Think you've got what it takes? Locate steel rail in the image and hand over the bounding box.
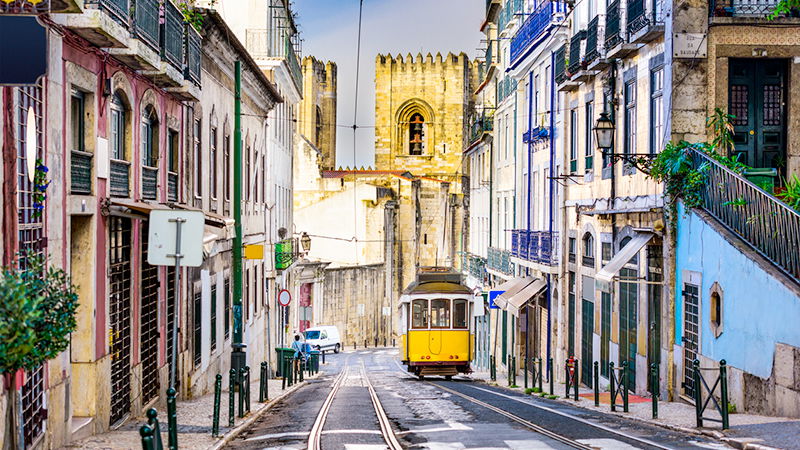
[361,362,404,450]
[307,367,348,450]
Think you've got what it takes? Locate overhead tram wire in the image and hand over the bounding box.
[350,0,365,260]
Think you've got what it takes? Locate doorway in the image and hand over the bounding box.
[109,217,132,425]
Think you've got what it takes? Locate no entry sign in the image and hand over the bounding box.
[278,289,292,307]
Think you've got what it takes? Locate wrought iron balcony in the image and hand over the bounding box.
[584,15,603,65]
[184,24,202,85]
[567,30,586,75]
[510,0,567,63]
[710,0,781,17]
[523,126,550,144]
[554,44,568,84]
[511,230,560,266]
[167,171,178,202]
[161,0,184,69]
[605,0,623,49]
[285,35,303,91]
[142,166,158,200]
[71,150,93,195]
[110,160,130,198]
[691,149,800,283]
[487,247,513,275]
[470,113,494,144]
[627,0,664,40]
[464,253,488,281]
[485,41,494,68]
[497,75,518,102]
[133,0,160,51]
[498,0,524,31]
[85,0,130,26]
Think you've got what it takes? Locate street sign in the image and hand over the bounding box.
[673,33,707,59]
[244,244,264,260]
[488,290,503,309]
[147,209,205,267]
[278,289,292,307]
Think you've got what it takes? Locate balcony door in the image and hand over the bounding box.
[729,59,787,174]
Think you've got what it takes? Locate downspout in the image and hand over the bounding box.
[546,50,555,372]
[527,72,534,232]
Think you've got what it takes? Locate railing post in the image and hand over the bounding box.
[720,360,730,430]
[212,374,222,436]
[609,362,616,412]
[166,387,177,450]
[229,368,236,426]
[594,362,600,407]
[146,408,163,450]
[651,362,658,419]
[693,359,703,428]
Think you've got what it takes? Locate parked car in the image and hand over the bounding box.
[304,326,341,353]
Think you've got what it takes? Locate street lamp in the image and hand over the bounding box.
[300,232,311,252]
[593,111,615,155]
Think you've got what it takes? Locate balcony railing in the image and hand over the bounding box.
[568,30,586,74]
[510,0,567,63]
[167,171,178,202]
[554,44,568,84]
[691,149,800,283]
[133,0,160,51]
[511,230,560,266]
[142,166,158,200]
[498,0,524,31]
[584,15,603,64]
[71,150,93,195]
[185,24,201,84]
[470,113,494,144]
[85,0,130,26]
[523,126,550,144]
[285,35,303,91]
[464,253,488,281]
[605,0,624,49]
[710,0,780,16]
[161,0,184,69]
[487,247,513,275]
[110,160,130,198]
[497,75,518,102]
[485,41,494,68]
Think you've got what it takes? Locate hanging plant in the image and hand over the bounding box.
[32,159,49,219]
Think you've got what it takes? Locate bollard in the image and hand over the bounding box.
[140,424,156,450]
[259,362,267,402]
[524,357,528,390]
[720,360,730,430]
[512,356,517,387]
[650,362,659,419]
[281,357,287,390]
[393,338,396,347]
[299,358,304,382]
[383,338,387,347]
[375,338,378,347]
[693,359,702,427]
[575,359,580,401]
[507,355,512,386]
[594,362,600,407]
[265,362,270,401]
[212,374,222,436]
[322,350,326,365]
[353,341,356,350]
[238,367,245,418]
[166,387,178,450]
[548,357,554,396]
[244,366,251,413]
[364,339,367,348]
[610,361,617,412]
[622,361,630,412]
[146,408,163,450]
[229,369,236,426]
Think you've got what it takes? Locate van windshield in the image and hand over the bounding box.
[305,330,321,340]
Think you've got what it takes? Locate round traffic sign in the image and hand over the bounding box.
[278,289,291,307]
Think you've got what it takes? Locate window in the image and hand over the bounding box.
[585,101,594,171]
[245,268,250,322]
[315,106,323,146]
[193,118,202,198]
[224,277,230,339]
[431,299,451,328]
[210,281,217,353]
[167,129,178,202]
[193,289,202,366]
[569,109,578,173]
[650,67,664,154]
[624,80,637,157]
[602,242,612,263]
[110,93,127,160]
[141,107,158,168]
[210,126,218,200]
[620,236,639,265]
[582,233,595,268]
[453,299,468,329]
[224,134,231,202]
[411,299,428,329]
[409,113,425,155]
[710,282,723,337]
[71,90,85,152]
[568,272,576,356]
[568,236,576,263]
[245,144,251,202]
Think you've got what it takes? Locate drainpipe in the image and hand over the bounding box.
[527,72,534,233]
[546,50,556,373]
[609,60,618,247]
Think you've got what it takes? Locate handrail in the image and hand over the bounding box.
[691,149,800,282]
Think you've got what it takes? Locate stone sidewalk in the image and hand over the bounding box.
[473,368,800,450]
[65,373,317,450]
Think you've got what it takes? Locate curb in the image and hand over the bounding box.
[721,438,781,450]
[208,375,317,450]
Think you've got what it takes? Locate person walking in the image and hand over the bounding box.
[291,334,304,374]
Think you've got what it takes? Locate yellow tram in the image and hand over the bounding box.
[399,268,477,379]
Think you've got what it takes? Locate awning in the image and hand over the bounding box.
[595,232,653,283]
[106,199,169,218]
[507,278,547,317]
[492,277,533,310]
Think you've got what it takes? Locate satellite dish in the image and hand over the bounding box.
[25,107,37,183]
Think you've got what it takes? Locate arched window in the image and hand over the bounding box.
[582,232,595,268]
[110,92,128,161]
[110,91,131,198]
[408,112,425,155]
[620,236,639,265]
[315,106,323,147]
[141,105,158,168]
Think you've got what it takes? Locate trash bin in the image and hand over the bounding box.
[743,168,778,193]
[308,350,321,372]
[275,347,293,377]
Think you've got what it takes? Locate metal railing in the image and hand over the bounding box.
[285,35,303,91]
[110,160,130,197]
[167,171,178,202]
[511,230,559,265]
[510,0,567,63]
[185,24,202,84]
[162,0,184,69]
[568,30,585,74]
[470,113,494,143]
[85,0,130,26]
[605,0,624,49]
[487,247,513,275]
[485,41,494,68]
[498,0,524,31]
[71,150,93,195]
[710,0,780,16]
[691,149,800,283]
[464,253,488,281]
[497,75,518,102]
[133,0,160,51]
[584,15,604,64]
[142,166,158,200]
[554,44,568,84]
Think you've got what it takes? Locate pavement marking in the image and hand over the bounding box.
[467,385,672,450]
[396,421,473,435]
[409,442,466,449]
[244,431,308,441]
[504,440,559,449]
[576,438,640,449]
[320,429,384,435]
[343,445,389,450]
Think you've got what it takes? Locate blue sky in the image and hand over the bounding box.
[293,0,484,167]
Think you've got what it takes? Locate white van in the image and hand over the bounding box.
[303,326,342,353]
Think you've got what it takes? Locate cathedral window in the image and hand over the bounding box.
[408,112,425,155]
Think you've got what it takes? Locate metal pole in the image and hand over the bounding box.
[168,218,184,390]
[167,388,177,450]
[651,362,658,419]
[610,362,616,412]
[548,357,554,396]
[228,369,235,426]
[594,362,599,407]
[231,60,247,374]
[720,360,729,430]
[238,367,245,418]
[622,361,629,412]
[693,359,702,428]
[212,374,222,436]
[140,424,156,450]
[574,359,579,401]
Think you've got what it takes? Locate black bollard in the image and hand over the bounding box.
[140,424,156,450]
[238,367,245,418]
[146,408,163,450]
[244,366,251,413]
[166,388,177,450]
[229,368,236,426]
[594,362,600,407]
[259,362,267,402]
[212,374,222,436]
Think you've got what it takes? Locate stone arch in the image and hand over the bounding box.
[139,88,161,121]
[395,98,435,156]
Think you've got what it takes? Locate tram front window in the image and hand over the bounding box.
[412,299,428,329]
[431,299,451,328]
[453,299,468,329]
